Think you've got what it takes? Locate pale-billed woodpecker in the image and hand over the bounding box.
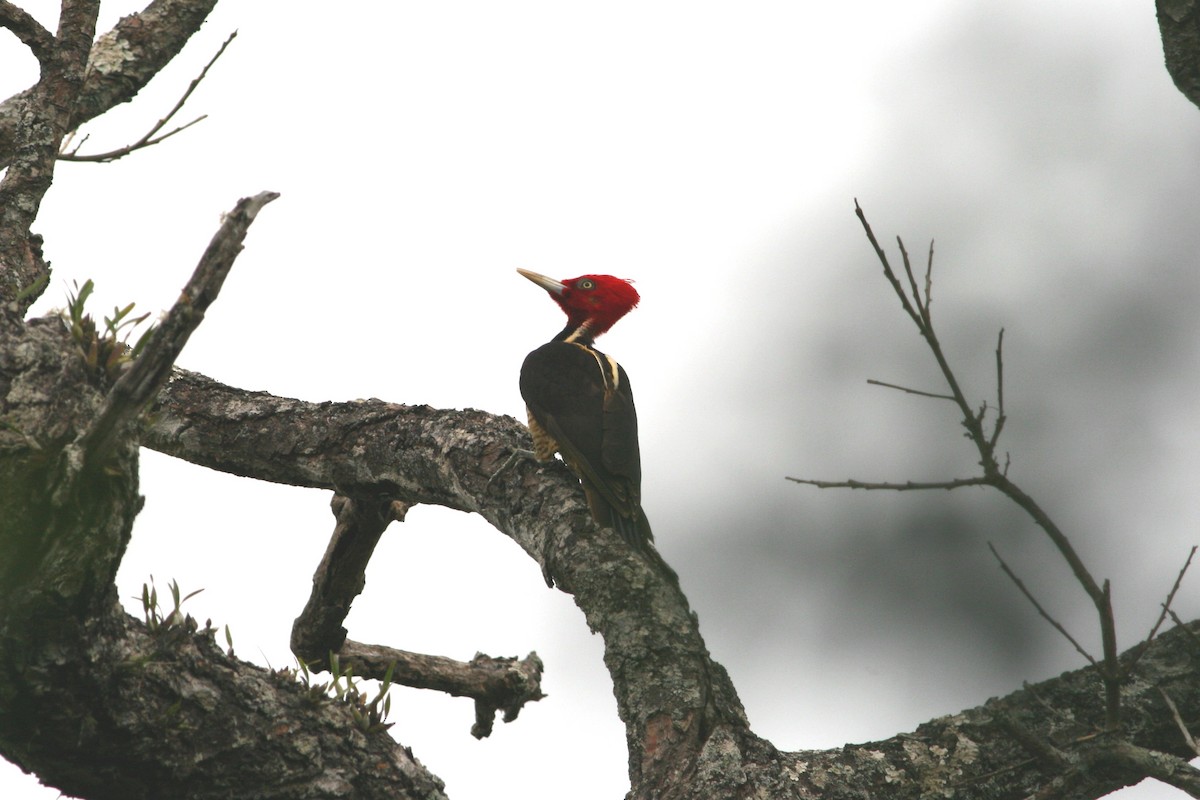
[516,268,678,586]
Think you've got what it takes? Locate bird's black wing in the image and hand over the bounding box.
[519,341,646,538]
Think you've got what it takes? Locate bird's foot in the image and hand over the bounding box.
[486,447,537,491]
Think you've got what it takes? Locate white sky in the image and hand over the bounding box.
[4,1,1200,798]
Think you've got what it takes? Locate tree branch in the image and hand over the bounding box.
[339,641,546,740]
[59,29,235,163]
[1092,740,1200,798]
[0,0,55,66]
[989,542,1097,666]
[1124,545,1197,675]
[821,204,1126,728]
[288,493,547,739]
[78,190,278,464]
[786,475,990,491]
[143,368,751,795]
[0,0,218,170]
[865,377,956,401]
[0,0,100,309]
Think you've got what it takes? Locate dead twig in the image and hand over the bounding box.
[866,204,1119,727]
[989,543,1097,666]
[59,30,236,163]
[786,476,988,491]
[865,378,955,401]
[801,203,1123,726]
[988,328,1006,449]
[1159,689,1200,757]
[1168,611,1200,650]
[1123,546,1197,675]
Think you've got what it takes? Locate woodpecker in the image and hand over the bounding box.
[517,268,677,585]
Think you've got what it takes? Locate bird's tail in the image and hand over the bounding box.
[612,507,680,589]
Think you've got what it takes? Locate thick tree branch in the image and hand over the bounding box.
[0,0,54,65]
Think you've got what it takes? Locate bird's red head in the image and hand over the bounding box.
[518,269,640,340]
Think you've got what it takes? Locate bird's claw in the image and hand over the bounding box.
[486,447,537,491]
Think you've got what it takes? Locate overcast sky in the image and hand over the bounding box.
[4,1,1200,798]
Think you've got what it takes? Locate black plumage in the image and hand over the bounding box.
[520,339,652,549]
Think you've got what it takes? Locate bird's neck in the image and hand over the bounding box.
[554,319,601,346]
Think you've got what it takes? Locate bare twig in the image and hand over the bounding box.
[854,200,924,330]
[866,378,956,401]
[897,236,926,324]
[1169,610,1200,649]
[988,328,1007,449]
[59,30,236,163]
[1159,689,1200,757]
[924,239,934,310]
[858,204,1121,726]
[0,0,55,65]
[1124,546,1197,674]
[994,328,1006,418]
[786,476,989,491]
[993,710,1071,769]
[989,543,1097,666]
[1099,580,1120,725]
[802,206,1132,727]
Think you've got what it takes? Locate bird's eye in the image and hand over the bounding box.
[579,279,595,290]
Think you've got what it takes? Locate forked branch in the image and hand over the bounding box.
[793,203,1145,730]
[59,30,236,163]
[290,492,546,739]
